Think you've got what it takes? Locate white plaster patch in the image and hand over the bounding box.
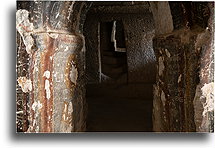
[35,126,39,133]
[201,82,214,116]
[17,77,32,93]
[178,74,182,83]
[45,79,51,99]
[16,111,24,114]
[16,9,34,54]
[55,13,60,19]
[64,103,68,113]
[161,91,166,106]
[64,46,69,51]
[32,101,43,111]
[43,70,50,79]
[48,33,59,39]
[32,102,37,111]
[158,56,165,76]
[165,49,171,58]
[70,65,78,85]
[37,101,42,110]
[33,120,36,127]
[67,2,75,20]
[34,66,39,72]
[68,102,73,113]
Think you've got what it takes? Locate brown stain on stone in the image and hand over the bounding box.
[39,34,55,132]
[60,35,81,44]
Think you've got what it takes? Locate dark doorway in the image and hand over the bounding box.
[83,2,156,132]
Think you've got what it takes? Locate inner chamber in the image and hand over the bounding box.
[83,2,156,132]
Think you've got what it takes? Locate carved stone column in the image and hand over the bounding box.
[153,29,203,132]
[16,1,87,133]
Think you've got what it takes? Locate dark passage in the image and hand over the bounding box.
[84,2,156,132]
[86,84,153,132]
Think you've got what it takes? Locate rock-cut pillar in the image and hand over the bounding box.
[16,1,87,132]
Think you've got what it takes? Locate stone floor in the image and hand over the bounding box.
[86,84,153,132]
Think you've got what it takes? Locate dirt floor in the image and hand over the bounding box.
[86,83,153,132]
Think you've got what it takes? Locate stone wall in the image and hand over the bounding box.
[124,13,156,83]
[84,14,100,84]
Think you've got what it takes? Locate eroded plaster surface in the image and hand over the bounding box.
[17,77,32,93]
[16,10,34,54]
